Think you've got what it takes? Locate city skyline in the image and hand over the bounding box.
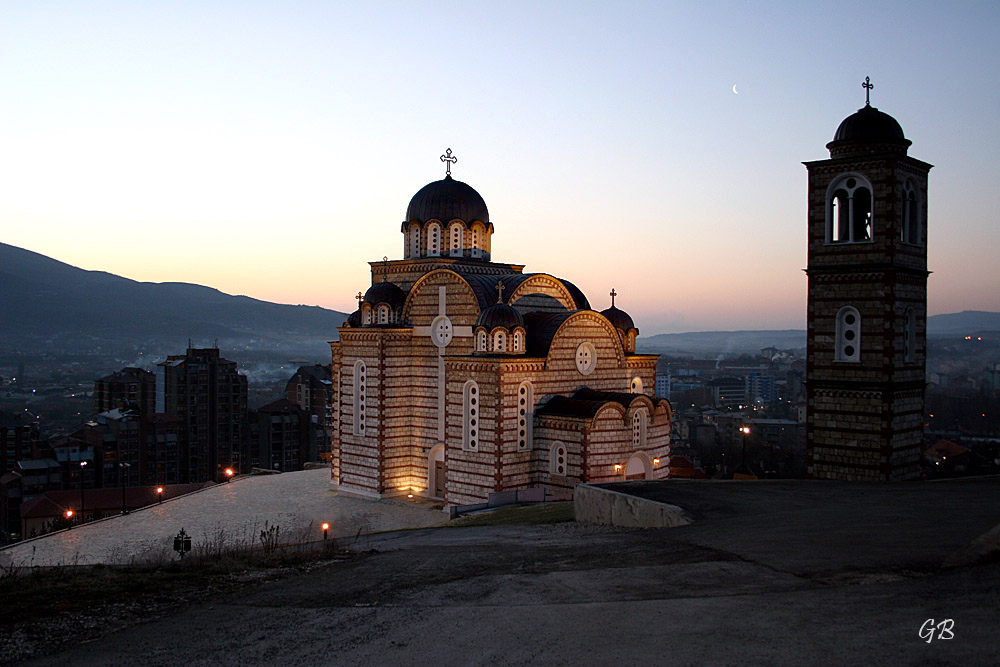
[2,2,998,334]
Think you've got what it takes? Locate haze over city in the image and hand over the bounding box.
[2,1,998,333]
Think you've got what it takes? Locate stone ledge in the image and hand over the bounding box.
[574,483,691,528]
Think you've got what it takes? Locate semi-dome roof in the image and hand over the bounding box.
[405,175,489,225]
[477,302,523,331]
[600,305,635,332]
[827,105,911,156]
[364,281,406,309]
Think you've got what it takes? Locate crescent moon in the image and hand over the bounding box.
[732,85,739,95]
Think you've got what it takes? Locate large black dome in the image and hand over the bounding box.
[828,105,911,156]
[405,175,489,224]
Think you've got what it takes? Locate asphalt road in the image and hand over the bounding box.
[21,479,1000,666]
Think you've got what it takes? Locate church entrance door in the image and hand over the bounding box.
[435,461,446,497]
[428,444,446,498]
[625,454,650,480]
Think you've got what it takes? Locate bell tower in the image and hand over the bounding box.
[804,78,932,481]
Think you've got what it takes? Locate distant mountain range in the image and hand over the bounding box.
[636,311,1000,357]
[0,242,349,358]
[2,242,997,360]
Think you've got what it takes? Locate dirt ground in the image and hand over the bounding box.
[13,478,1000,666]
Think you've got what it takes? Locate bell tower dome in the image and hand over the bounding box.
[804,78,932,481]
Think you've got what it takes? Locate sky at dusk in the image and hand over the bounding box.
[2,2,998,334]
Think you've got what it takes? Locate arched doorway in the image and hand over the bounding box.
[427,444,446,498]
[625,452,652,480]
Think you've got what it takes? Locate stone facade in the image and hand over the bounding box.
[804,95,932,481]
[329,167,671,505]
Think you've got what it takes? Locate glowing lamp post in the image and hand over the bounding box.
[224,468,234,482]
[156,487,164,503]
[739,427,751,476]
[321,522,330,540]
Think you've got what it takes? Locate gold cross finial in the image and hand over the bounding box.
[610,288,617,307]
[495,279,505,304]
[356,291,363,309]
[862,76,874,106]
[440,148,457,177]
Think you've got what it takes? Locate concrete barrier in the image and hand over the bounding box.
[943,520,1000,569]
[574,483,692,528]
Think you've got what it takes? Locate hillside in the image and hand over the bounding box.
[0,243,349,357]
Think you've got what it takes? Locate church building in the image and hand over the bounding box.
[805,79,931,481]
[329,152,671,505]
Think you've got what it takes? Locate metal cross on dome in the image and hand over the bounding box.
[495,279,505,303]
[609,288,617,308]
[440,148,457,176]
[862,76,874,106]
[382,256,389,281]
[356,291,363,309]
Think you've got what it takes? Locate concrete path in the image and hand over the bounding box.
[0,470,447,568]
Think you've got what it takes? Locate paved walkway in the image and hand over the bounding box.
[0,470,448,568]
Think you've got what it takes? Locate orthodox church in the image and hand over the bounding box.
[329,152,671,505]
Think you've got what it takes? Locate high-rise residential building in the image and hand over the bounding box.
[93,368,156,415]
[251,398,310,472]
[157,347,248,483]
[805,79,930,481]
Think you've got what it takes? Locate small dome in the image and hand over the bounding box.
[346,309,361,327]
[477,302,523,331]
[405,175,489,225]
[601,305,635,332]
[364,281,405,309]
[828,105,911,156]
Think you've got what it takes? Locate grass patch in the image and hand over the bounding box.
[0,545,350,629]
[449,501,575,527]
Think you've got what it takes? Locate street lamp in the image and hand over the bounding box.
[119,462,131,515]
[739,426,751,476]
[156,486,164,503]
[79,461,88,525]
[321,522,330,540]
[224,468,234,482]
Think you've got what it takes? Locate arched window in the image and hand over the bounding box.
[835,306,861,363]
[362,304,372,326]
[549,441,567,475]
[630,377,643,394]
[449,223,463,256]
[626,331,636,353]
[904,307,916,363]
[512,329,524,353]
[493,330,506,353]
[352,360,367,436]
[902,180,921,245]
[470,226,481,258]
[827,175,873,243]
[408,225,421,257]
[462,380,479,451]
[377,304,390,325]
[632,407,648,448]
[427,222,441,256]
[476,329,487,352]
[517,381,534,451]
